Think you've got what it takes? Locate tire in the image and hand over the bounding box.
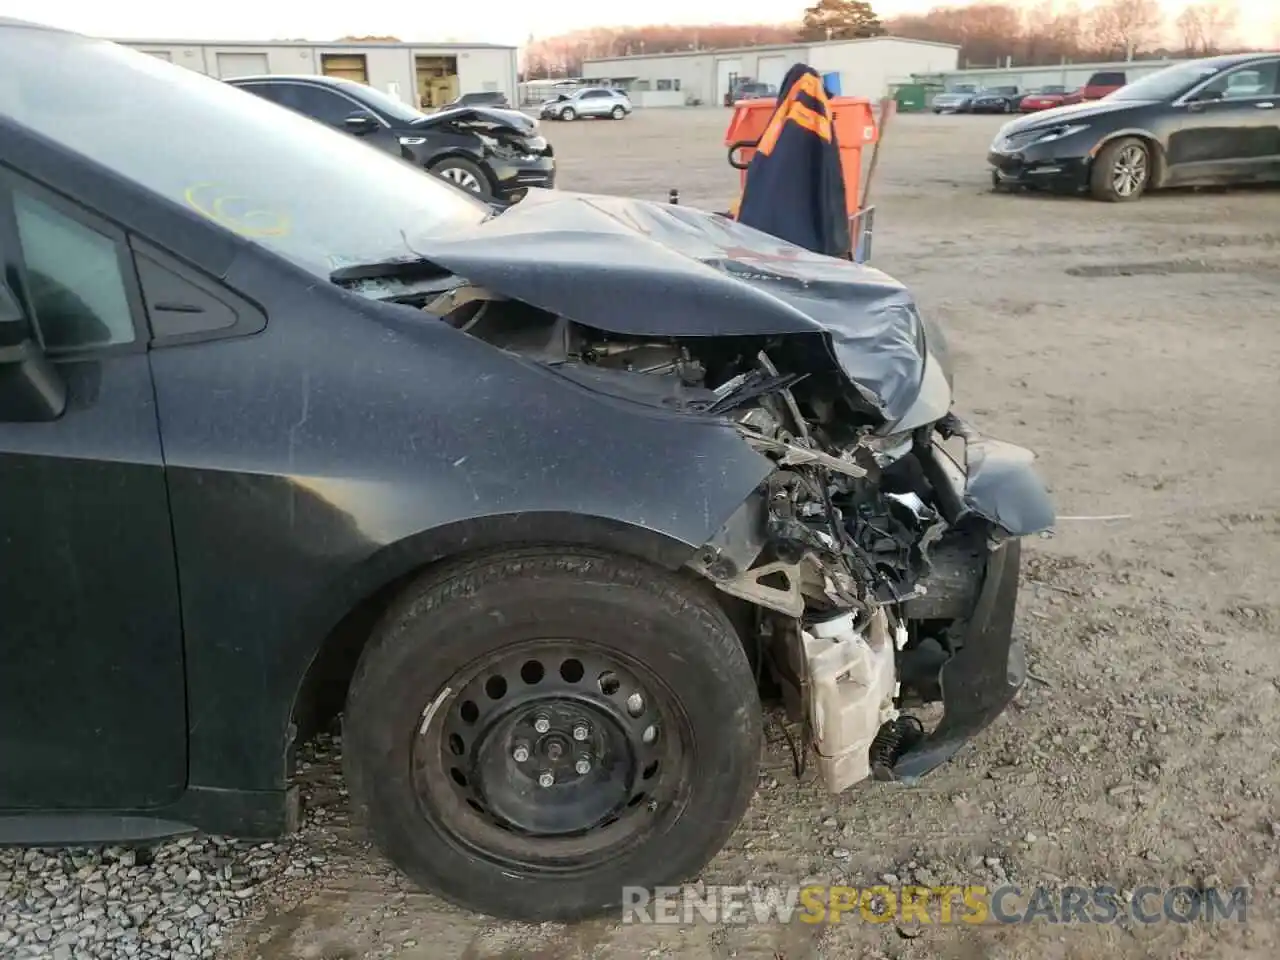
[342,547,762,922]
[428,157,493,200]
[611,105,625,119]
[561,106,577,121]
[1090,137,1151,202]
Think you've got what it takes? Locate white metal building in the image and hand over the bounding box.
[932,58,1179,93]
[117,39,520,111]
[582,37,960,107]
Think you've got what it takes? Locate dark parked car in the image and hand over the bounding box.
[969,86,1022,114]
[724,80,777,105]
[443,91,510,109]
[989,53,1280,201]
[931,84,980,113]
[227,75,553,203]
[1,19,1054,921]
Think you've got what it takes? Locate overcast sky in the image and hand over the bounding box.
[7,0,1277,49]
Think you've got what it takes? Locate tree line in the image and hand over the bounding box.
[523,0,1261,78]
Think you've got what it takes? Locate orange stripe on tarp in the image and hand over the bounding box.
[756,73,833,157]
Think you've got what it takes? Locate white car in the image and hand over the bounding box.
[540,87,633,121]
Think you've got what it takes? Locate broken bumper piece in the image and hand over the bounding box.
[892,536,1025,780]
[892,415,1053,779]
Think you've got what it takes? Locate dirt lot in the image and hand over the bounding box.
[226,110,1280,960]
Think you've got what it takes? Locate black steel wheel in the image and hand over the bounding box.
[414,640,686,868]
[342,547,761,921]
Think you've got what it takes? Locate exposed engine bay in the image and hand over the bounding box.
[413,285,1020,791]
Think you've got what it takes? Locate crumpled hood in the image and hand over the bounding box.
[416,105,537,134]
[411,189,932,423]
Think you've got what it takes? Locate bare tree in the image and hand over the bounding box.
[1176,4,1203,53]
[1088,0,1165,59]
[1200,0,1239,52]
[1023,1,1084,63]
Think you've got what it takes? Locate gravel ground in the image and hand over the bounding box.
[3,109,1279,960]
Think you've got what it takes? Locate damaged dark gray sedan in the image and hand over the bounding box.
[0,20,1054,922]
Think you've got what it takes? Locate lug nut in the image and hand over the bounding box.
[572,724,590,741]
[575,757,591,775]
[538,772,555,788]
[533,715,551,734]
[626,692,644,715]
[642,724,657,744]
[512,745,530,763]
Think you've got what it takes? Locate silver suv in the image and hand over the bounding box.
[540,87,632,121]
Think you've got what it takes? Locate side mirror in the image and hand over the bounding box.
[0,282,66,422]
[343,111,379,135]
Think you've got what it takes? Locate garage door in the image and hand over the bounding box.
[756,56,788,91]
[215,52,269,79]
[321,54,369,84]
[717,59,742,104]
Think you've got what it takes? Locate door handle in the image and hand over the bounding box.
[1257,102,1276,109]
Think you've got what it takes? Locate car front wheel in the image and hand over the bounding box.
[1090,137,1151,202]
[611,105,626,119]
[342,547,763,921]
[428,157,493,199]
[561,106,577,121]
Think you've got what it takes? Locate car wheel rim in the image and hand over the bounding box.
[411,640,689,870]
[1113,145,1148,197]
[440,167,482,192]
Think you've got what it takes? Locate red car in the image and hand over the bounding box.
[1017,85,1070,111]
[1061,70,1127,104]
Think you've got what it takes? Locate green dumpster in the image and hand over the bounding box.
[892,83,927,113]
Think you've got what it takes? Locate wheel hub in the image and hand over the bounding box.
[475,698,626,834]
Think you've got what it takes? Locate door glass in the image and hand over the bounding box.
[272,84,361,126]
[1207,62,1279,100]
[13,189,136,351]
[238,82,286,106]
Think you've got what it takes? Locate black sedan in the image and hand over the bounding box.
[228,75,554,203]
[969,86,1022,114]
[989,53,1280,201]
[0,18,1053,922]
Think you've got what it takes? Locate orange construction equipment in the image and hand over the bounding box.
[725,95,878,219]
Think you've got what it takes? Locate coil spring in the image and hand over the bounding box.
[869,715,925,781]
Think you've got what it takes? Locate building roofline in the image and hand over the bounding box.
[115,37,517,51]
[583,34,959,65]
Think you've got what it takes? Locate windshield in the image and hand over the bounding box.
[0,27,489,280]
[1109,61,1223,101]
[330,77,428,124]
